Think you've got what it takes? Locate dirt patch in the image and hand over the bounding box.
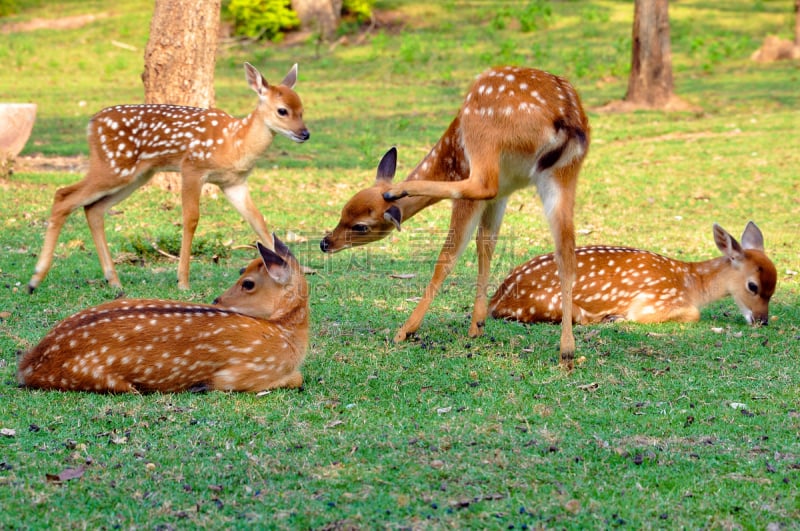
[13,154,87,173]
[0,13,109,34]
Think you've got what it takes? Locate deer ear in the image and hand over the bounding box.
[384,205,402,231]
[270,233,292,259]
[244,63,267,95]
[257,242,291,285]
[713,223,745,262]
[376,147,397,184]
[740,221,765,251]
[281,63,298,89]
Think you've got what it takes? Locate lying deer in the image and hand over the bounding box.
[320,66,590,369]
[490,222,777,326]
[18,236,309,393]
[28,63,309,293]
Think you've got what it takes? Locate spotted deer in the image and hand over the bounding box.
[28,63,309,294]
[320,66,589,369]
[18,236,309,393]
[490,222,777,326]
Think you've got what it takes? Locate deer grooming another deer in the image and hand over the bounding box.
[320,66,589,369]
[18,235,309,393]
[28,63,309,294]
[490,222,777,327]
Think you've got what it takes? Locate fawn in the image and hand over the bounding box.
[28,63,309,293]
[18,236,309,393]
[490,222,777,326]
[320,66,590,369]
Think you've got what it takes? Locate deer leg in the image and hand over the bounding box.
[394,200,484,342]
[542,166,579,370]
[28,184,84,292]
[469,198,508,337]
[29,174,127,293]
[83,178,150,290]
[211,366,303,392]
[177,171,205,290]
[384,150,500,201]
[222,181,274,250]
[83,202,121,290]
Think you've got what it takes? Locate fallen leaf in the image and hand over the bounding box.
[436,407,452,415]
[0,428,15,437]
[46,466,85,483]
[325,420,345,429]
[390,273,416,279]
[577,382,599,392]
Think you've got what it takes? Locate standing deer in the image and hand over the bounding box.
[28,63,309,293]
[320,66,590,369]
[18,236,309,393]
[490,222,777,326]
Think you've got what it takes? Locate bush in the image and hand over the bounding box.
[224,0,300,41]
[0,0,18,18]
[342,0,373,23]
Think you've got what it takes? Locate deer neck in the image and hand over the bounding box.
[268,300,309,357]
[685,256,733,308]
[229,111,275,169]
[395,117,468,221]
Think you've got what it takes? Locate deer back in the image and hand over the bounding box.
[490,223,777,326]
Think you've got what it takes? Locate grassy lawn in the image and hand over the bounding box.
[1,0,799,528]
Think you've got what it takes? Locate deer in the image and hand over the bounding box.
[27,62,309,294]
[17,235,309,393]
[490,222,777,327]
[320,66,590,369]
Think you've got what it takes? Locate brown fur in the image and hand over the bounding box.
[18,238,309,393]
[28,63,309,293]
[321,66,590,369]
[491,223,776,326]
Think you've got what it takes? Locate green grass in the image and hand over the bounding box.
[2,0,800,528]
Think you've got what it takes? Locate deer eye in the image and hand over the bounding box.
[352,224,369,234]
[277,108,289,117]
[239,267,246,275]
[242,279,256,291]
[747,281,758,294]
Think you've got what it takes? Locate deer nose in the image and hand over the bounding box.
[320,237,330,253]
[298,129,310,142]
[756,314,769,326]
[212,296,221,305]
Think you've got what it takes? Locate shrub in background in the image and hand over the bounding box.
[224,0,374,42]
[224,0,300,41]
[0,0,18,18]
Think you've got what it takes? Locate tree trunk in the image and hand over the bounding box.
[624,0,674,108]
[291,0,342,42]
[795,0,800,46]
[142,0,221,191]
[143,0,220,107]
